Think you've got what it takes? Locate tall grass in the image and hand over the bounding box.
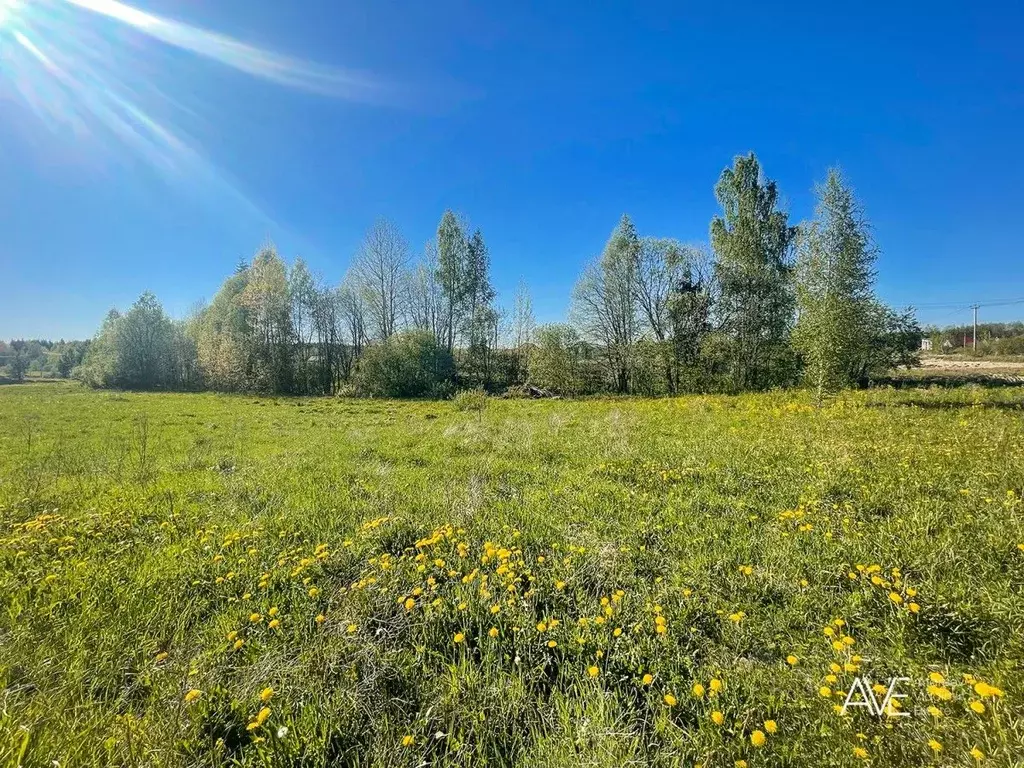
[1,383,1022,766]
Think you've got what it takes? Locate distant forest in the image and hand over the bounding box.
[3,154,927,398]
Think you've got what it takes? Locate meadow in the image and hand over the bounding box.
[1,383,1023,767]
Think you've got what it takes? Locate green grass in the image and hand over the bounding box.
[1,383,1023,767]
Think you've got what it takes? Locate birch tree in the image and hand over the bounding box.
[352,218,408,341]
[794,169,876,399]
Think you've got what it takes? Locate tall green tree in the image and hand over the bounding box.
[195,270,251,391]
[711,153,798,390]
[76,293,178,389]
[8,340,29,381]
[240,246,293,392]
[289,258,318,391]
[436,210,468,354]
[793,169,877,399]
[463,229,497,384]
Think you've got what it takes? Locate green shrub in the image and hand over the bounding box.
[452,387,488,412]
[354,331,455,398]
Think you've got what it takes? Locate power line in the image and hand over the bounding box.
[907,297,1024,309]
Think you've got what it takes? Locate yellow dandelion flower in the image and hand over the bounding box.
[819,686,832,697]
[346,623,357,633]
[642,673,653,685]
[927,705,942,718]
[155,652,168,663]
[588,666,599,678]
[249,613,263,623]
[227,630,238,641]
[308,587,320,597]
[315,614,326,625]
[786,655,798,666]
[692,683,705,698]
[909,602,920,613]
[664,693,677,707]
[974,682,1004,698]
[970,746,984,761]
[711,710,724,725]
[764,720,777,734]
[929,671,945,683]
[969,700,985,714]
[928,739,942,753]
[536,621,547,632]
[750,730,766,747]
[547,640,557,648]
[184,689,202,703]
[928,685,952,701]
[853,747,868,759]
[709,678,723,693]
[402,735,415,747]
[454,632,465,643]
[888,592,903,604]
[268,607,279,617]
[268,619,280,630]
[246,706,271,731]
[233,639,245,650]
[259,687,274,702]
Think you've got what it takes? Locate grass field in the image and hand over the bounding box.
[2,383,1023,767]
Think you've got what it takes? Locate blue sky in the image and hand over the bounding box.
[1,0,1023,339]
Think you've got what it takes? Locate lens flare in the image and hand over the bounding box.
[63,0,382,99]
[0,0,389,223]
[0,0,18,27]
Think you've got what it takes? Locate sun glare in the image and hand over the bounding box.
[0,0,388,221]
[0,0,19,27]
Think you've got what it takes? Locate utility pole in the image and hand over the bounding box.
[972,304,979,352]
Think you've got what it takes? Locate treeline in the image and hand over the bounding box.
[0,339,90,381]
[71,153,921,398]
[924,322,1024,357]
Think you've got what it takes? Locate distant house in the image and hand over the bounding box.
[920,338,933,351]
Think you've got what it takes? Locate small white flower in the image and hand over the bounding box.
[276,726,289,738]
